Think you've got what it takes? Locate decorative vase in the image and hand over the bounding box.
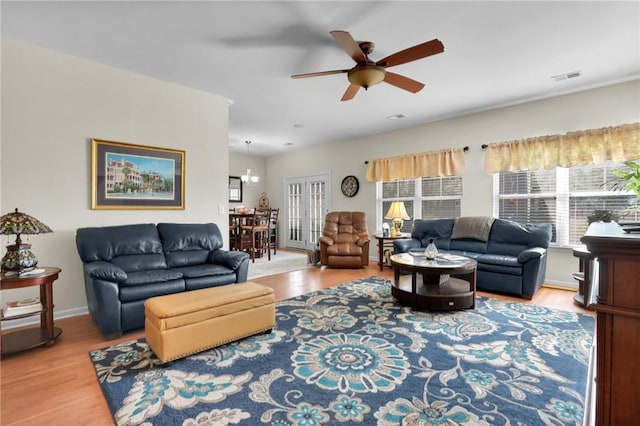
[425,238,438,260]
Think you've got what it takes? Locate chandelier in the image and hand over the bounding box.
[241,141,259,185]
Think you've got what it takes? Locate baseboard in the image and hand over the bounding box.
[543,280,577,291]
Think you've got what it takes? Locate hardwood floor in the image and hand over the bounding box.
[0,258,590,426]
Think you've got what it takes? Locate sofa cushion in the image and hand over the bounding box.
[449,239,488,253]
[185,275,239,291]
[451,216,495,241]
[477,253,520,267]
[121,269,184,286]
[487,220,552,255]
[412,219,453,250]
[164,251,210,268]
[444,250,483,261]
[120,279,185,302]
[477,262,522,276]
[158,223,223,268]
[76,223,164,262]
[111,253,168,273]
[171,264,235,278]
[326,242,363,256]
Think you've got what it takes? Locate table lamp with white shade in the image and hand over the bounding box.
[384,201,410,237]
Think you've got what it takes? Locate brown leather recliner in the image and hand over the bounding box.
[319,211,370,268]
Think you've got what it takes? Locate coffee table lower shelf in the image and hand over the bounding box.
[392,276,474,310]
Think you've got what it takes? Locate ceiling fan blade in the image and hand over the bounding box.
[341,84,360,101]
[330,30,367,63]
[291,69,348,79]
[377,39,444,68]
[384,72,425,93]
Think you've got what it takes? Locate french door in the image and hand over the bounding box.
[285,173,331,250]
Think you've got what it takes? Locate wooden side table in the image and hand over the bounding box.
[1,267,62,355]
[373,233,411,271]
[571,246,593,308]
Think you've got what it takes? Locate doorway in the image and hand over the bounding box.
[284,173,331,250]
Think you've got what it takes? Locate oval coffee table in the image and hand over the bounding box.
[390,253,477,311]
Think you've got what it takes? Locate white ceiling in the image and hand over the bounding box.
[2,1,639,157]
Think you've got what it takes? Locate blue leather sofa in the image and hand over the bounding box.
[76,222,249,338]
[393,218,552,299]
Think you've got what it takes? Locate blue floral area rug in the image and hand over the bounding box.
[89,277,594,425]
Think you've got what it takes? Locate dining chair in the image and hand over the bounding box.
[269,208,279,255]
[238,209,271,262]
[228,213,240,251]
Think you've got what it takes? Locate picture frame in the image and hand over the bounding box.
[229,176,243,202]
[91,138,185,210]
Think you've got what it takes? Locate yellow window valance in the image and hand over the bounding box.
[365,147,466,182]
[483,122,640,173]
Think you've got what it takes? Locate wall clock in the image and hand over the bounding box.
[341,175,359,197]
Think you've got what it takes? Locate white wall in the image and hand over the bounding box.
[229,151,268,211]
[265,79,640,286]
[1,39,230,314]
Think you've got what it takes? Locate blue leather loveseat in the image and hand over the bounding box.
[393,217,552,299]
[76,222,249,338]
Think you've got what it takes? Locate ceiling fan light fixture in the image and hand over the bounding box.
[348,65,386,89]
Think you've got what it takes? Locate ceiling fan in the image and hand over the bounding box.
[291,30,444,101]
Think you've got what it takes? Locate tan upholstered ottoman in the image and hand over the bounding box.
[144,281,275,362]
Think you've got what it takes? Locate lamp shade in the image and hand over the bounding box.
[0,208,52,271]
[0,208,52,240]
[384,201,410,220]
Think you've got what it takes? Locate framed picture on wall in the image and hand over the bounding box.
[91,138,185,210]
[229,176,243,202]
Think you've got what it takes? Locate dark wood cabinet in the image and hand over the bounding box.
[581,222,640,426]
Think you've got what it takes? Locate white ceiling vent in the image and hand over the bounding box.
[386,114,406,120]
[551,70,582,82]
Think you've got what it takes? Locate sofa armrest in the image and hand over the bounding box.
[85,261,127,283]
[319,236,334,246]
[209,249,249,270]
[81,263,124,338]
[517,247,545,263]
[519,248,548,299]
[209,250,249,282]
[393,238,421,253]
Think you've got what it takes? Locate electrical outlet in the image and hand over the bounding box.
[218,204,225,214]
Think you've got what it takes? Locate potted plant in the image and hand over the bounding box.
[587,209,619,224]
[611,161,640,231]
[612,160,640,200]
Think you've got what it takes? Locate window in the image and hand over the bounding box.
[378,176,462,233]
[494,161,639,246]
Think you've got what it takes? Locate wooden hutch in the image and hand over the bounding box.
[581,222,640,425]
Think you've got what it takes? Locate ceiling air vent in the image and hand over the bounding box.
[386,114,406,120]
[551,70,582,82]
